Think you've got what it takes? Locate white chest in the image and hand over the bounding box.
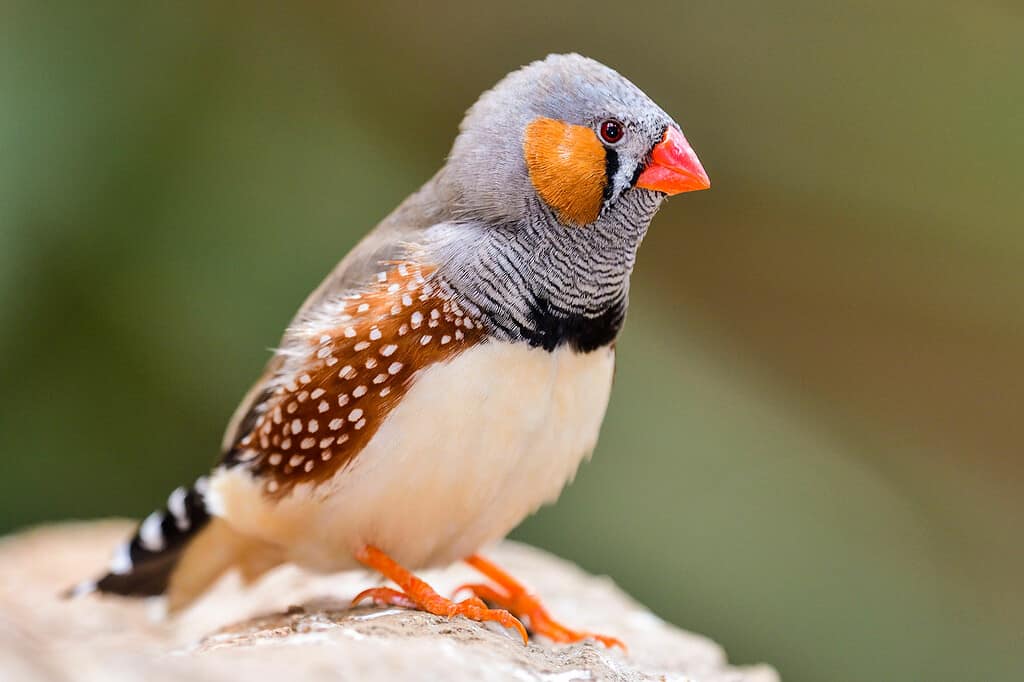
[211,341,615,571]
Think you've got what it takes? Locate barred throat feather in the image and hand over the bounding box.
[221,262,486,497]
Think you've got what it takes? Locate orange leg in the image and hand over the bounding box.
[351,545,528,644]
[455,554,626,650]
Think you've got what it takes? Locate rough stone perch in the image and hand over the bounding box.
[0,521,778,681]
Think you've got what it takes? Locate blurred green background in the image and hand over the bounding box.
[2,2,1022,680]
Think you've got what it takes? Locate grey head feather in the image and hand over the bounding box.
[441,53,674,225]
[294,54,676,320]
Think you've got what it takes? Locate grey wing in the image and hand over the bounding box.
[290,170,452,321]
[220,172,448,454]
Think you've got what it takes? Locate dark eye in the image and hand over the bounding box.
[599,119,624,144]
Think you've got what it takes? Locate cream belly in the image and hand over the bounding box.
[209,341,615,572]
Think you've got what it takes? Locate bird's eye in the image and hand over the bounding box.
[599,119,624,144]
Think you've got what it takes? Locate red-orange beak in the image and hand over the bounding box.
[636,126,710,195]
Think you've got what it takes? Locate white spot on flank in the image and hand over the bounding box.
[411,311,423,328]
[380,344,397,357]
[377,271,387,282]
[267,480,279,493]
[301,437,316,450]
[290,454,305,467]
[441,335,451,345]
[391,304,402,315]
[299,374,311,385]
[369,327,382,340]
[337,394,350,406]
[307,419,318,433]
[139,512,165,551]
[319,334,331,344]
[398,324,409,336]
[420,335,432,345]
[297,390,309,402]
[291,419,303,434]
[348,408,363,421]
[345,327,356,338]
[430,309,440,319]
[380,387,391,397]
[388,362,403,374]
[281,438,292,450]
[373,373,387,384]
[316,347,331,359]
[329,418,344,430]
[304,460,314,472]
[269,453,283,465]
[398,264,409,276]
[318,400,330,413]
[287,401,298,414]
[337,433,349,444]
[311,388,326,400]
[353,385,367,398]
[357,303,370,313]
[388,283,400,293]
[401,294,412,307]
[319,437,334,449]
[273,407,283,423]
[326,356,338,366]
[355,418,366,430]
[455,330,464,340]
[365,357,377,369]
[321,450,333,461]
[354,341,370,351]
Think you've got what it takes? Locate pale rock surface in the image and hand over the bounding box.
[0,521,778,682]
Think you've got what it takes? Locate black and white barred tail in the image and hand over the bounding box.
[69,477,212,598]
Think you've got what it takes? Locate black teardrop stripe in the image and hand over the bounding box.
[94,481,211,597]
[602,147,620,202]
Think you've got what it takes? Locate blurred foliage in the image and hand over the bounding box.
[1,2,1022,681]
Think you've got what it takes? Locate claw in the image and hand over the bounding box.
[353,545,529,645]
[352,586,417,609]
[461,554,627,651]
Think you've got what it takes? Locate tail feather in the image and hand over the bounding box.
[70,477,212,599]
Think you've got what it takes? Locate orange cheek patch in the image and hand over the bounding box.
[523,117,607,226]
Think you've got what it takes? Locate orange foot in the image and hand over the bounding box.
[351,545,528,644]
[454,554,626,650]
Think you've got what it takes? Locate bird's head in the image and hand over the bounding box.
[442,53,709,229]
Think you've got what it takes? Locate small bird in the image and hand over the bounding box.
[72,53,709,648]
